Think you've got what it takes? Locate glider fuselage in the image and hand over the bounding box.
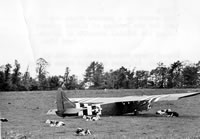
[57,100,150,117]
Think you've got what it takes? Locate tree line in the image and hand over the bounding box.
[0,58,200,91]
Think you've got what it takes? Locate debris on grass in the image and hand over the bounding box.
[46,109,57,115]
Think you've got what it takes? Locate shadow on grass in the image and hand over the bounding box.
[99,113,161,118]
[123,113,161,117]
[103,113,200,119]
[178,115,200,119]
[135,113,200,119]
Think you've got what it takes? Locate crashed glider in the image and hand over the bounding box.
[55,88,200,117]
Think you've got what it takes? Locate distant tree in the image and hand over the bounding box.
[103,70,115,89]
[196,61,200,87]
[167,60,183,88]
[3,64,12,91]
[61,67,80,90]
[21,66,31,90]
[29,78,39,91]
[36,58,49,81]
[48,76,60,90]
[135,70,149,88]
[182,65,199,87]
[103,67,135,89]
[67,75,79,90]
[36,58,49,90]
[84,61,104,89]
[118,67,129,88]
[0,65,5,91]
[63,67,70,89]
[150,62,168,88]
[125,69,135,89]
[11,60,21,90]
[108,70,120,89]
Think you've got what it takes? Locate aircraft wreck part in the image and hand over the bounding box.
[100,101,151,116]
[75,103,102,116]
[74,101,151,116]
[46,109,57,115]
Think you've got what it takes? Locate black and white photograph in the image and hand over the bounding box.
[0,0,200,138]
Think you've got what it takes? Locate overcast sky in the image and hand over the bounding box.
[0,0,200,79]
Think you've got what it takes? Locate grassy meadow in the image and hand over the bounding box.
[0,89,200,139]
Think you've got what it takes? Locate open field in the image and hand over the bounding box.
[1,89,200,139]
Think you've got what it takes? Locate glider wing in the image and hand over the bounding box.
[69,92,200,105]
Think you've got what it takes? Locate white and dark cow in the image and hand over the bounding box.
[156,109,179,117]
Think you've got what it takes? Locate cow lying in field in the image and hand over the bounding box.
[156,109,179,117]
[45,119,65,127]
[0,118,8,122]
[75,128,91,136]
[83,115,101,121]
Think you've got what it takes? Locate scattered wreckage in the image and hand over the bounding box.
[46,109,57,115]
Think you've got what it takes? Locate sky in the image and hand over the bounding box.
[0,0,200,80]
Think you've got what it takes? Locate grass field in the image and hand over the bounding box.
[1,89,200,139]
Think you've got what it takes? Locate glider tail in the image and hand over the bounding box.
[56,88,77,117]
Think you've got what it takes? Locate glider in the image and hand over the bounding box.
[55,88,200,117]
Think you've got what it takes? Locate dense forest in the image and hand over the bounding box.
[0,58,200,91]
